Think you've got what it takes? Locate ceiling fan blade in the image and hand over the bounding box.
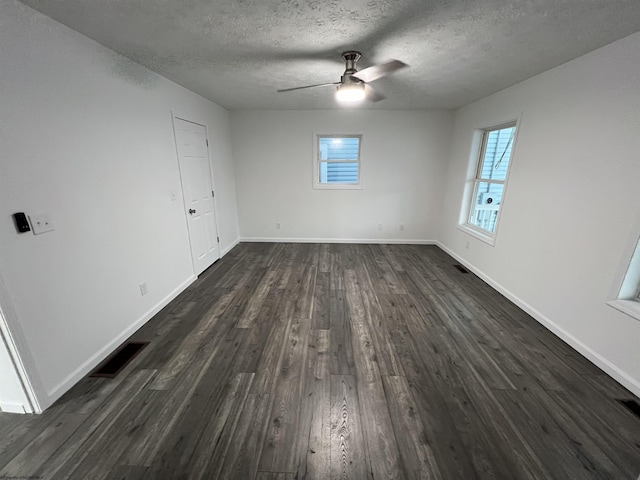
[277,82,340,93]
[365,84,385,102]
[352,59,408,83]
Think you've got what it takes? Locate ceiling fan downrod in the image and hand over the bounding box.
[342,51,362,77]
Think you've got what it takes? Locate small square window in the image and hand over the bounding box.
[460,122,517,243]
[314,134,362,189]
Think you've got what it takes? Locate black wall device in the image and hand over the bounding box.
[13,212,31,233]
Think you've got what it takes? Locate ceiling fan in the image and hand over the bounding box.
[277,51,407,103]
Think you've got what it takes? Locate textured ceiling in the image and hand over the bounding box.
[17,0,640,110]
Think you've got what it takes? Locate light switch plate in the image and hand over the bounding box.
[29,214,55,235]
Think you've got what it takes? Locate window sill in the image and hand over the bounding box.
[313,184,362,190]
[606,299,640,322]
[457,224,496,246]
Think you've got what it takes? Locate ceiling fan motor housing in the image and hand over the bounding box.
[342,51,362,75]
[341,51,364,86]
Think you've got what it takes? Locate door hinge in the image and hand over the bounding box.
[206,139,209,147]
[211,190,215,198]
[216,236,220,243]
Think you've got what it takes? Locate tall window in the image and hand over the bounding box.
[618,238,640,302]
[463,122,517,241]
[314,135,361,189]
[608,235,640,321]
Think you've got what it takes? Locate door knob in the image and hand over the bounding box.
[189,208,196,215]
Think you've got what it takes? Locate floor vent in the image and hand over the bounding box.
[90,341,148,378]
[453,264,470,274]
[617,399,640,420]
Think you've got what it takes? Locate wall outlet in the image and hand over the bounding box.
[378,224,383,231]
[139,282,149,296]
[275,222,281,230]
[399,224,405,231]
[29,213,55,235]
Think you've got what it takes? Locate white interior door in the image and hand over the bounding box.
[173,117,220,275]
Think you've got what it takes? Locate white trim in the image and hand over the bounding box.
[459,118,521,242]
[437,242,640,398]
[220,238,240,257]
[240,237,436,245]
[606,299,640,322]
[313,133,363,190]
[457,223,496,246]
[0,274,41,413]
[312,184,364,191]
[0,310,37,413]
[41,274,197,407]
[607,213,640,321]
[203,122,223,264]
[0,402,29,414]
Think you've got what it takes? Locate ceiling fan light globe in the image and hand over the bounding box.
[335,83,366,103]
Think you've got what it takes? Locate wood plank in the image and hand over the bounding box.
[237,269,282,328]
[329,245,344,290]
[387,322,478,479]
[147,299,224,390]
[295,329,331,479]
[349,321,403,479]
[124,327,248,470]
[0,412,88,477]
[215,393,271,480]
[330,375,369,480]
[328,287,355,376]
[250,310,294,395]
[258,314,311,473]
[311,272,330,330]
[256,473,294,480]
[234,289,285,374]
[142,339,251,479]
[546,389,640,479]
[195,373,256,480]
[357,267,404,376]
[105,465,148,480]
[293,265,317,320]
[360,244,406,294]
[496,385,626,479]
[318,244,331,273]
[454,362,552,479]
[134,288,228,370]
[382,375,442,479]
[30,370,157,479]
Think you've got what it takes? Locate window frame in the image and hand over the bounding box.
[458,120,519,245]
[607,230,640,322]
[313,133,363,190]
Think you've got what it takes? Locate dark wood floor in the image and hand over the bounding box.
[1,243,639,480]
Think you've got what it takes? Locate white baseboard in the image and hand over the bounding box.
[239,237,437,245]
[437,242,640,398]
[40,274,198,410]
[1,402,29,414]
[220,238,240,257]
[0,402,29,414]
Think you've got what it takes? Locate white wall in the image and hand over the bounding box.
[439,32,640,397]
[0,0,239,410]
[231,110,453,243]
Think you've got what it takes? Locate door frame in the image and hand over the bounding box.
[171,112,221,275]
[0,272,40,413]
